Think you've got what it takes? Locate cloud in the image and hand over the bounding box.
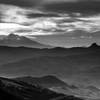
[0,0,100,9]
[0,0,42,7]
[43,0,100,13]
[0,4,100,38]
[42,0,100,4]
[43,0,100,3]
[43,0,78,3]
[0,4,44,24]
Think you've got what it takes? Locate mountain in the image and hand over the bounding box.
[0,43,100,77]
[86,86,100,93]
[14,75,68,88]
[14,75,100,99]
[0,43,99,99]
[0,77,83,100]
[1,43,100,77]
[0,34,51,48]
[89,43,100,49]
[50,85,100,99]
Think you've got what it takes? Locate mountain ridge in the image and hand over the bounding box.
[0,34,52,48]
[0,42,100,77]
[0,76,83,100]
[14,75,68,88]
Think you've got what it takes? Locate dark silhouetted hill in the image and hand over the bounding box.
[0,77,83,100]
[14,75,68,88]
[89,43,99,49]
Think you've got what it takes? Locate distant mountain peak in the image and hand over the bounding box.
[4,34,22,41]
[90,43,99,48]
[0,34,52,48]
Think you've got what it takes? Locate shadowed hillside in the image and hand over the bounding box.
[14,75,68,88]
[0,77,83,100]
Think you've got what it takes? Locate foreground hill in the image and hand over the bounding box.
[14,75,68,88]
[0,77,83,100]
[14,75,100,99]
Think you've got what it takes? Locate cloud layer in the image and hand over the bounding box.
[0,0,42,7]
[0,4,100,41]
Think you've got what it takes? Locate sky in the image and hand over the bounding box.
[0,0,100,47]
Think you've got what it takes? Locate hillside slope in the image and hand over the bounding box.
[0,77,83,100]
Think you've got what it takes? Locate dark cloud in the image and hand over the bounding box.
[43,1,100,13]
[27,13,59,18]
[0,0,100,12]
[0,0,41,7]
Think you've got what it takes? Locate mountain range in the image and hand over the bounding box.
[0,43,99,78]
[0,43,100,99]
[0,34,52,48]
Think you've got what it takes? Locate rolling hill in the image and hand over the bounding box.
[1,43,100,78]
[0,77,83,100]
[0,43,99,99]
[14,75,68,88]
[13,75,100,99]
[0,43,99,79]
